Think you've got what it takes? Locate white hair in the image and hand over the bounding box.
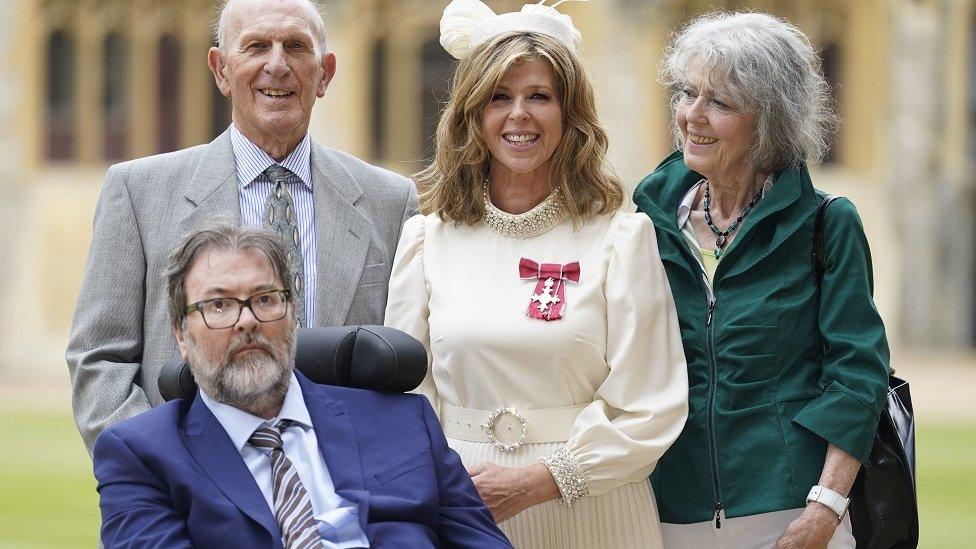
[660,12,838,172]
[213,0,328,53]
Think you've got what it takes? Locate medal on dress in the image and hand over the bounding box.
[519,258,580,321]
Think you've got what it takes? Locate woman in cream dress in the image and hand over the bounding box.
[385,2,688,547]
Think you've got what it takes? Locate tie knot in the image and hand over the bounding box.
[264,164,290,184]
[248,422,290,450]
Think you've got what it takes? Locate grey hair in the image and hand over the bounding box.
[165,223,295,329]
[213,0,328,52]
[660,11,838,173]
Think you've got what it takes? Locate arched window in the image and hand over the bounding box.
[420,36,456,162]
[103,32,128,160]
[158,33,182,153]
[46,29,75,160]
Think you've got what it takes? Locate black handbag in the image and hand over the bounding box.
[814,195,919,548]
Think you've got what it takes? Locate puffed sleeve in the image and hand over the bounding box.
[540,214,689,503]
[384,214,439,415]
[792,198,890,464]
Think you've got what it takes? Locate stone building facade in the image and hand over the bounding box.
[2,0,973,377]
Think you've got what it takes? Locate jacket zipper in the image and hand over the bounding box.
[666,216,729,528]
[705,298,724,528]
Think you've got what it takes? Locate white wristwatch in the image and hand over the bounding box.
[806,485,849,522]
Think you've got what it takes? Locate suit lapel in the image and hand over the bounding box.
[177,130,240,236]
[181,396,280,545]
[299,375,371,532]
[310,143,370,326]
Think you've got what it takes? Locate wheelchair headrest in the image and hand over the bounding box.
[158,326,427,402]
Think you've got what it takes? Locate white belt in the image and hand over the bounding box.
[440,403,586,452]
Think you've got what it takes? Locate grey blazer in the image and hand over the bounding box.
[66,130,418,453]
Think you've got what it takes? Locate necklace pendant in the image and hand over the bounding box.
[714,248,722,260]
[715,234,726,247]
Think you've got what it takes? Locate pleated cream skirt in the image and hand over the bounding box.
[449,438,663,549]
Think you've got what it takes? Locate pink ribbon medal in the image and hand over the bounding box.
[519,258,580,321]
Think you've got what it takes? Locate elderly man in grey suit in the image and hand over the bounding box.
[67,0,417,454]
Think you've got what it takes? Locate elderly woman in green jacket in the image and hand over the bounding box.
[633,12,890,549]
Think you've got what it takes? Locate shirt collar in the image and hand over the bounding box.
[229,124,313,191]
[676,180,703,228]
[199,371,313,454]
[675,175,775,228]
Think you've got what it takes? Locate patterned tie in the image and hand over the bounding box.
[248,421,324,549]
[263,165,305,326]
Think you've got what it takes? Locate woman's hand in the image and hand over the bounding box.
[773,504,839,548]
[776,443,860,548]
[468,462,560,523]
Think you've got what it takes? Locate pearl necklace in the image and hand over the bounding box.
[482,181,567,239]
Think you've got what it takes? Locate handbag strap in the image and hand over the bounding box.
[813,194,842,292]
[812,195,895,377]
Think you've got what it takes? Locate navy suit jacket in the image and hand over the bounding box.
[93,372,511,548]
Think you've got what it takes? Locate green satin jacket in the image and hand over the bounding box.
[634,151,890,524]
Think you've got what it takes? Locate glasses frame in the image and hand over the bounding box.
[185,289,292,329]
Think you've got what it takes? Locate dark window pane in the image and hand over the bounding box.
[420,37,456,163]
[158,34,182,153]
[821,42,841,164]
[210,29,231,141]
[370,38,387,161]
[211,77,232,139]
[46,30,75,160]
[103,32,128,160]
[969,12,976,345]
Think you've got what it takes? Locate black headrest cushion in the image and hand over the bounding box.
[158,326,427,402]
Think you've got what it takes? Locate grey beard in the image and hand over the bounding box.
[185,328,297,416]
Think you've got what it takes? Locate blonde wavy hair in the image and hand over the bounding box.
[416,32,622,226]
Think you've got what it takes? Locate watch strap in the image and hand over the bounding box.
[806,485,849,520]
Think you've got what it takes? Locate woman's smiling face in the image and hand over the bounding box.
[675,62,757,181]
[481,58,564,183]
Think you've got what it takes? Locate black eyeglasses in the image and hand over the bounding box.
[185,289,292,329]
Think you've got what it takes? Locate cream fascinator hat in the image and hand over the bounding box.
[440,0,587,60]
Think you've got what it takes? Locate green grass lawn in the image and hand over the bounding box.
[0,412,972,547]
[915,422,976,547]
[0,412,98,548]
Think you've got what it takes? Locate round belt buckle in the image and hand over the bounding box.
[481,407,528,452]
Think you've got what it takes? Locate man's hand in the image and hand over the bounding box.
[774,503,839,549]
[467,462,559,523]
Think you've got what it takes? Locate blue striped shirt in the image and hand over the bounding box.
[231,125,318,326]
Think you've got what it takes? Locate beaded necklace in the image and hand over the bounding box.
[703,180,765,259]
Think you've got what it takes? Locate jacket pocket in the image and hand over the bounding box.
[359,262,389,285]
[719,324,780,384]
[774,399,808,499]
[348,280,388,325]
[374,449,431,485]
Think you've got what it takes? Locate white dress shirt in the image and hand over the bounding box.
[230,124,318,326]
[200,373,369,548]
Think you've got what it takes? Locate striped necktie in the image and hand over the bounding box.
[248,421,324,549]
[263,164,305,326]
